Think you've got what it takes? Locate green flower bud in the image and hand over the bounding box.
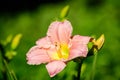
[94,34,105,50]
[5,51,17,60]
[88,34,105,56]
[11,34,22,50]
[6,34,13,43]
[60,5,69,20]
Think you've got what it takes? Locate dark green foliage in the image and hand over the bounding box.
[0,0,120,80]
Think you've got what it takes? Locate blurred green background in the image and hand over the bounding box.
[0,0,120,80]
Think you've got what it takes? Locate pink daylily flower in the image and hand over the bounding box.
[26,20,91,77]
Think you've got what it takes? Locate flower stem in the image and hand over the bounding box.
[76,59,83,80]
[0,43,17,80]
[0,43,8,80]
[91,53,98,80]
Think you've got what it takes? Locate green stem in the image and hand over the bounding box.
[11,70,18,80]
[0,43,8,80]
[76,59,83,80]
[0,43,17,80]
[3,59,14,80]
[1,64,7,80]
[91,53,98,80]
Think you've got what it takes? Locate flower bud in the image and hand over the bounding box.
[6,34,13,43]
[94,34,105,50]
[87,34,105,56]
[60,5,69,20]
[11,34,22,50]
[5,51,17,60]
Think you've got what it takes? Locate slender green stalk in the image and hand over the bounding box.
[11,70,18,80]
[0,43,17,80]
[0,43,8,80]
[3,59,15,80]
[76,59,83,80]
[91,53,98,80]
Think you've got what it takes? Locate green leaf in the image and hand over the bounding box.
[87,42,94,51]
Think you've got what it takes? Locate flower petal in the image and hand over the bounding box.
[69,44,88,60]
[69,35,91,60]
[47,21,60,43]
[36,36,52,48]
[47,20,72,43]
[26,46,51,65]
[47,45,61,60]
[57,20,72,43]
[46,61,66,77]
[71,35,91,44]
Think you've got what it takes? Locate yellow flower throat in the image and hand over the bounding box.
[52,43,69,60]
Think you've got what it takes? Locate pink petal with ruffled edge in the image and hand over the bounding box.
[36,36,52,48]
[47,21,60,43]
[57,20,72,43]
[46,61,66,77]
[47,20,72,44]
[69,35,91,60]
[71,35,91,44]
[26,46,51,65]
[46,45,60,60]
